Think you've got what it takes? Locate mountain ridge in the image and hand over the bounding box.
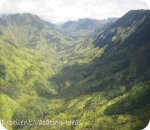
[0,10,149,130]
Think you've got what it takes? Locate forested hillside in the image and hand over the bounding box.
[0,13,73,49]
[0,10,150,130]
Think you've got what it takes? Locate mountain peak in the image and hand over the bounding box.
[113,9,150,27]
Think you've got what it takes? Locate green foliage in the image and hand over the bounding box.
[0,10,150,130]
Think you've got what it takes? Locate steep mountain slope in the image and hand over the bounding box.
[41,10,150,130]
[0,13,73,49]
[0,13,68,130]
[94,10,150,48]
[0,10,150,130]
[0,35,59,130]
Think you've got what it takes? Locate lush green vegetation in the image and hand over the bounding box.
[0,10,150,130]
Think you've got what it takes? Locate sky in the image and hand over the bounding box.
[0,0,149,23]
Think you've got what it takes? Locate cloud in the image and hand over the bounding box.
[0,0,149,23]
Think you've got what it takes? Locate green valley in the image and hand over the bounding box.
[0,10,150,130]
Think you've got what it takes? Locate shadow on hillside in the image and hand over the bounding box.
[49,53,132,100]
[50,61,96,99]
[50,43,150,101]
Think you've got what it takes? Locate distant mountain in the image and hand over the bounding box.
[62,18,101,32]
[61,18,117,32]
[61,18,117,42]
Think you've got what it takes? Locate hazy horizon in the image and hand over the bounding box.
[0,0,149,23]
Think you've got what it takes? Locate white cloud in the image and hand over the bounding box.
[0,0,149,23]
[143,0,150,8]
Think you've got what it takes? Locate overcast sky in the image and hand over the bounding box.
[0,0,149,23]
